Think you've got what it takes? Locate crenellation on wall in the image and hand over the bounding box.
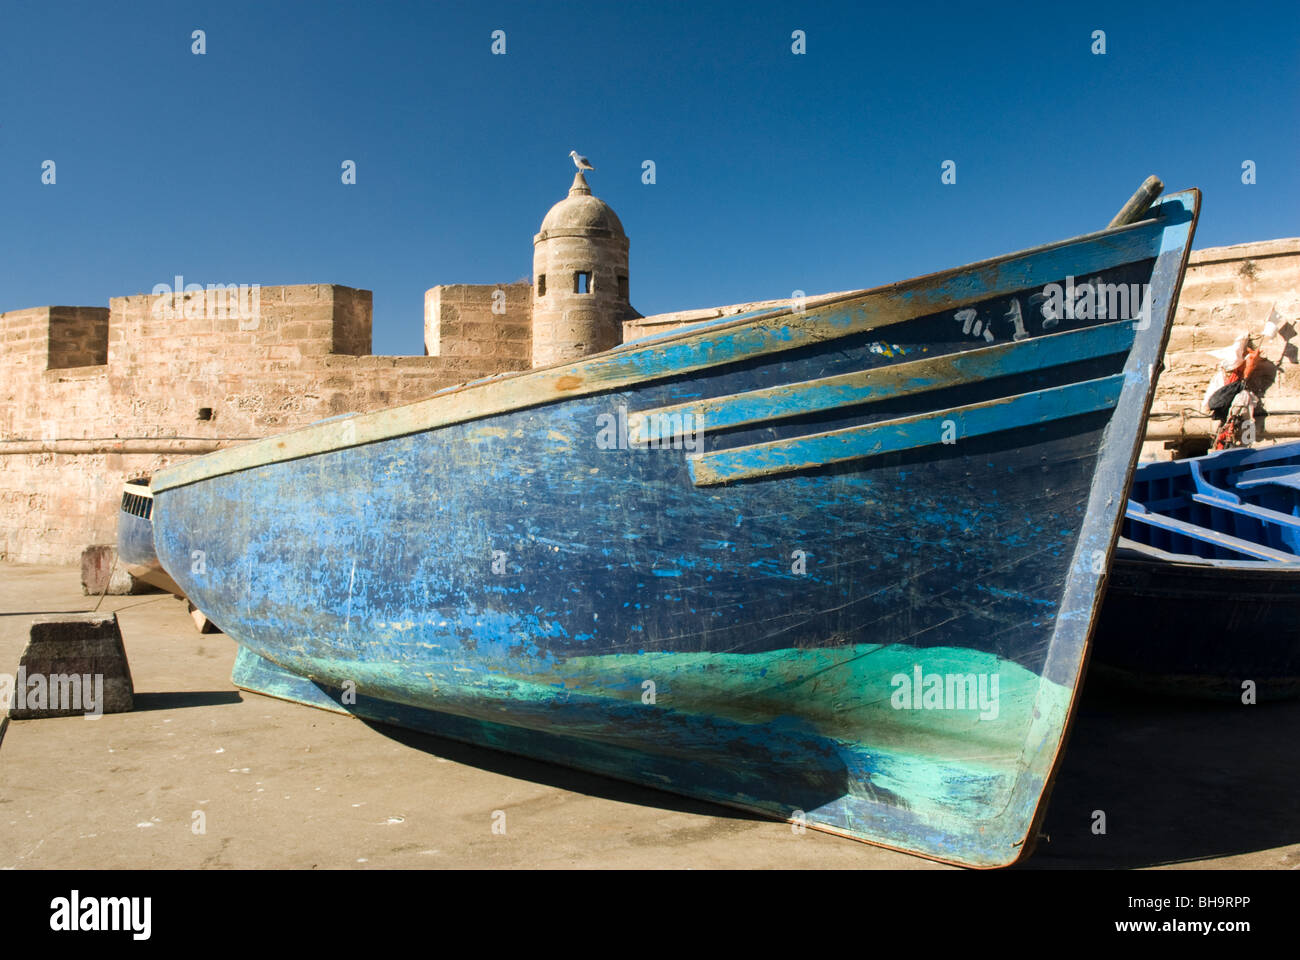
[2,309,57,368]
[424,281,533,369]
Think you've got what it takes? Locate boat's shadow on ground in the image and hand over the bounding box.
[364,721,772,823]
[1022,677,1300,869]
[360,678,1300,868]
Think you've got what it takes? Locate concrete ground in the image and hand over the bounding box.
[1,562,1296,870]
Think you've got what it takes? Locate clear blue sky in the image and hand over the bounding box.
[2,1,1296,355]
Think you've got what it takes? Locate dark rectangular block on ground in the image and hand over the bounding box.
[7,612,134,718]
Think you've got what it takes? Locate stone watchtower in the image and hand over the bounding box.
[531,170,635,368]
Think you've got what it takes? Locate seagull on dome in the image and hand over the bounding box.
[569,151,595,172]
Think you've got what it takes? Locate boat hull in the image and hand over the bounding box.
[118,483,185,595]
[1093,440,1300,700]
[149,191,1199,867]
[1094,550,1300,700]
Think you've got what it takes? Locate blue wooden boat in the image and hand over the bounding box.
[1093,441,1300,700]
[136,182,1198,867]
[118,479,183,596]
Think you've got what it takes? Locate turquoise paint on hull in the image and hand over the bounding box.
[234,642,1073,862]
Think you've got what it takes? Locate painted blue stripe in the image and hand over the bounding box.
[689,374,1126,485]
[633,321,1137,444]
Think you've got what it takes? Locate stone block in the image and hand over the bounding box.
[494,341,531,360]
[462,322,497,341]
[278,323,311,340]
[443,339,486,357]
[80,544,153,596]
[498,322,531,341]
[1178,279,1240,303]
[5,612,134,718]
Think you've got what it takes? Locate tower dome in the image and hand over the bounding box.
[538,178,626,236]
[531,171,633,368]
